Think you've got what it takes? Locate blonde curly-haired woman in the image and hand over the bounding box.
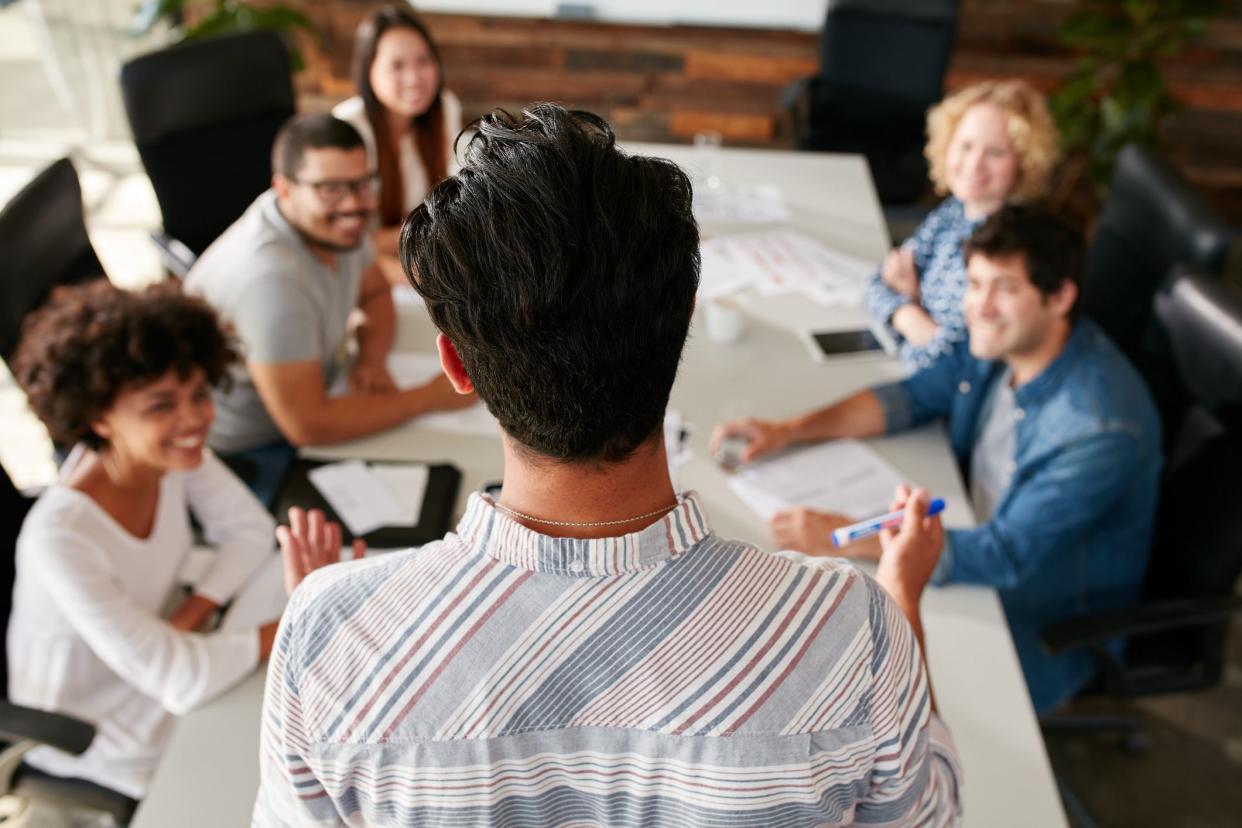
[865,79,1060,367]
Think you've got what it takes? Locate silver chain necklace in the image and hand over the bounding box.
[493,501,678,528]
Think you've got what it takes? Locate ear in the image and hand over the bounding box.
[1049,279,1079,319]
[436,333,475,394]
[272,173,292,201]
[90,414,113,444]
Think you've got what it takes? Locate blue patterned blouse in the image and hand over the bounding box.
[864,197,985,368]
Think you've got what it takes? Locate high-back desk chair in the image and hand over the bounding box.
[1041,271,1242,828]
[1081,145,1232,361]
[785,0,959,208]
[0,158,106,364]
[0,463,137,826]
[120,31,296,277]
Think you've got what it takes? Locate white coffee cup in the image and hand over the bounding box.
[704,298,745,345]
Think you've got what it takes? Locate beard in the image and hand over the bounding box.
[299,209,370,253]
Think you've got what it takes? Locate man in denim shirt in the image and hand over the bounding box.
[712,205,1161,712]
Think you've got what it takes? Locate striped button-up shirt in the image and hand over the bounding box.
[254,492,962,826]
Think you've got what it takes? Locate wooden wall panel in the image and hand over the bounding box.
[290,0,1242,220]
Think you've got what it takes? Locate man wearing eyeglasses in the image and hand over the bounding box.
[186,113,473,503]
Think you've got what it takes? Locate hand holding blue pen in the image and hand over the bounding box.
[832,498,946,548]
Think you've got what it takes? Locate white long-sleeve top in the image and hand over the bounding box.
[7,448,275,798]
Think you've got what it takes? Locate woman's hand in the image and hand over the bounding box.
[881,246,920,301]
[275,507,366,596]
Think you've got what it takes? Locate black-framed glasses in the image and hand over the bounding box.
[292,173,380,205]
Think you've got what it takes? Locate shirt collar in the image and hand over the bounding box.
[1011,318,1097,407]
[455,491,713,577]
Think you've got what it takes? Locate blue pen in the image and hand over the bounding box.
[831,498,946,548]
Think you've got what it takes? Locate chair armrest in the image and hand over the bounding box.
[150,230,197,278]
[1040,594,1242,655]
[0,701,94,756]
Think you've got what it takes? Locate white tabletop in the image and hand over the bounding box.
[133,144,1065,828]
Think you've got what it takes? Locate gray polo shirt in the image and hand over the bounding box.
[185,190,369,453]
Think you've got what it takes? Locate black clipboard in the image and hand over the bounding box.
[272,458,461,548]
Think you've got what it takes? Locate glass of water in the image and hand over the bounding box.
[693,130,724,190]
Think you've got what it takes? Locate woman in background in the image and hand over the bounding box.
[7,281,342,805]
[865,79,1059,367]
[334,5,462,284]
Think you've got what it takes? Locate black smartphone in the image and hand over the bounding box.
[802,327,894,361]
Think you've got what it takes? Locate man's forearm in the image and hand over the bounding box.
[784,389,886,445]
[356,283,397,362]
[284,387,433,446]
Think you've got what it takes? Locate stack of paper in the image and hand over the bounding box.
[727,439,906,522]
[694,183,791,224]
[699,229,876,307]
[307,459,429,536]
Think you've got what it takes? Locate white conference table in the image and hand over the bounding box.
[133,144,1066,827]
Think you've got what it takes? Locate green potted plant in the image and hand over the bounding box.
[130,0,314,69]
[1050,0,1220,195]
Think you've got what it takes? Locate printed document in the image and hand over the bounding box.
[699,229,875,307]
[727,438,906,521]
[307,459,427,536]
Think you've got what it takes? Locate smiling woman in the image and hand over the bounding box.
[5,281,334,804]
[863,79,1060,369]
[333,5,463,284]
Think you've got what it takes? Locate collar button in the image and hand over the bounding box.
[568,559,585,574]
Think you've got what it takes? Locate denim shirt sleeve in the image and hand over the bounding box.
[936,429,1146,589]
[872,342,967,434]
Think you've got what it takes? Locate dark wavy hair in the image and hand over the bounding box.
[12,280,241,449]
[401,104,700,463]
[352,5,448,227]
[964,203,1085,320]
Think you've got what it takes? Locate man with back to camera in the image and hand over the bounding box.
[712,204,1162,713]
[253,104,963,826]
[185,113,472,502]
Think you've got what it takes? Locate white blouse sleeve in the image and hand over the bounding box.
[184,450,277,606]
[19,527,260,716]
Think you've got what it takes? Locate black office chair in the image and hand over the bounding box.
[1040,271,1242,828]
[119,30,296,277]
[784,0,959,207]
[0,158,106,363]
[0,463,138,825]
[1081,145,1232,363]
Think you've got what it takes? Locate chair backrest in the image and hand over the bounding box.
[120,31,295,256]
[0,158,106,363]
[1134,272,1242,689]
[1081,145,1232,359]
[801,0,958,203]
[0,462,35,696]
[818,0,958,108]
